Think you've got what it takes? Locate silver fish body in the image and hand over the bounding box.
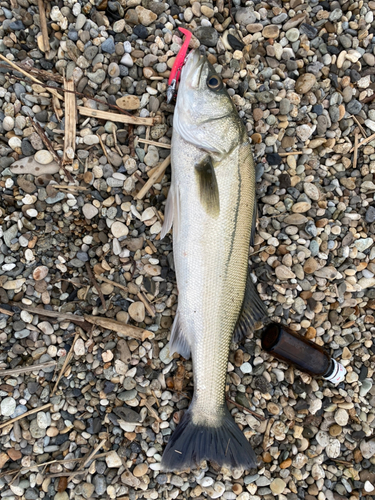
[160,50,267,472]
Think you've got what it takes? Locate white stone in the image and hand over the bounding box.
[360,438,375,459]
[37,411,50,429]
[106,450,122,468]
[1,397,16,416]
[334,408,349,426]
[74,338,85,356]
[83,135,99,145]
[296,124,313,142]
[365,481,374,493]
[326,439,341,458]
[38,321,54,335]
[200,477,214,488]
[316,431,330,447]
[3,116,14,131]
[8,136,22,150]
[82,203,98,219]
[34,150,54,165]
[111,221,129,238]
[21,310,33,323]
[121,53,133,67]
[240,362,252,374]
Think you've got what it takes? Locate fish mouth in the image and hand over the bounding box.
[182,50,206,89]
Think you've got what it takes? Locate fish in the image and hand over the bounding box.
[160,49,267,472]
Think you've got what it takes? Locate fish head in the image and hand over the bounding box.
[173,49,245,158]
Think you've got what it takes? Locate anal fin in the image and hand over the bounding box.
[169,309,191,359]
[233,273,268,343]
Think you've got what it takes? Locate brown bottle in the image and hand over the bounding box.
[261,323,346,384]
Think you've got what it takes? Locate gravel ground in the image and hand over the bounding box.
[0,0,375,499]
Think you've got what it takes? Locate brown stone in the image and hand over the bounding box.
[280,458,292,469]
[133,463,148,477]
[263,451,272,463]
[281,136,296,148]
[329,424,342,437]
[305,327,316,339]
[7,449,22,461]
[262,25,280,39]
[17,177,37,193]
[251,133,262,144]
[304,257,319,274]
[253,108,264,121]
[116,95,140,110]
[295,73,316,94]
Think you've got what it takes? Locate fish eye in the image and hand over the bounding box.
[207,75,222,91]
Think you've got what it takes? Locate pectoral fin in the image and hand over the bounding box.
[195,156,220,218]
[233,272,268,343]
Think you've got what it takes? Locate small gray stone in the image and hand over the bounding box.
[29,418,46,438]
[3,224,18,247]
[194,27,219,47]
[235,7,256,25]
[87,69,106,84]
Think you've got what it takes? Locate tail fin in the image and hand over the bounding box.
[161,406,257,472]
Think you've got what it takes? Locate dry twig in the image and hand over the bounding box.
[350,131,375,152]
[63,78,77,164]
[84,315,153,341]
[95,275,128,293]
[137,291,155,318]
[51,332,80,395]
[136,155,171,200]
[226,397,265,421]
[0,53,62,100]
[0,307,13,316]
[0,403,52,430]
[353,132,359,171]
[30,119,73,182]
[96,134,112,164]
[78,106,155,126]
[136,138,171,149]
[85,262,106,311]
[37,0,50,54]
[0,361,57,378]
[278,151,304,156]
[351,115,368,138]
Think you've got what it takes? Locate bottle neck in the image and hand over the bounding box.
[323,359,346,384]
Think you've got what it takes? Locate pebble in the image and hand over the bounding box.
[270,479,286,495]
[82,204,98,219]
[128,302,145,322]
[1,397,16,417]
[111,221,129,238]
[106,450,122,468]
[133,463,148,477]
[34,150,53,165]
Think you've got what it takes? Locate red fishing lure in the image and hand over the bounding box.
[166,27,192,103]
